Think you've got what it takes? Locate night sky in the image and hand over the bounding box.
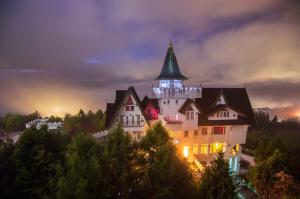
[0,0,300,118]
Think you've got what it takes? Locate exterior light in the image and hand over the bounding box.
[183,146,189,158]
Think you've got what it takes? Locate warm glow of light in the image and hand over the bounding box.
[183,146,189,158]
[296,112,300,117]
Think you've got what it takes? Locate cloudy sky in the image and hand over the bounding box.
[0,0,299,118]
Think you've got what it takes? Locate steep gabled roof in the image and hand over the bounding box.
[178,99,201,114]
[156,42,187,80]
[142,96,159,110]
[195,88,255,125]
[105,87,150,129]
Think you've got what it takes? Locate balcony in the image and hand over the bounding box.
[121,121,144,127]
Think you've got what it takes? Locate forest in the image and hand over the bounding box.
[1,110,300,198]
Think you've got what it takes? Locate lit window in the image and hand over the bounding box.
[212,127,225,135]
[183,146,189,158]
[194,130,198,136]
[201,128,207,135]
[184,131,188,137]
[193,145,198,155]
[200,144,208,154]
[210,143,226,153]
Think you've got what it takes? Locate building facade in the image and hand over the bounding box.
[105,43,255,173]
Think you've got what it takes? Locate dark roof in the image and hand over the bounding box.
[178,99,201,114]
[142,96,159,110]
[105,87,150,129]
[156,42,187,80]
[195,88,255,125]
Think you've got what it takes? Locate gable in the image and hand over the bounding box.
[105,87,150,129]
[195,88,255,125]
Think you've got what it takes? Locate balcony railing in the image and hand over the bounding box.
[120,121,144,127]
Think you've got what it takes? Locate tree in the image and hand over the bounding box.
[57,133,104,199]
[13,127,69,199]
[101,125,137,199]
[0,139,17,199]
[140,123,195,199]
[198,152,236,199]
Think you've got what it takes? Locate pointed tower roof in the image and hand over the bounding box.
[156,42,188,80]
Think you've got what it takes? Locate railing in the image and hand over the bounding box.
[152,86,202,99]
[120,121,144,127]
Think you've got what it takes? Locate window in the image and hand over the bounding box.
[130,106,134,111]
[191,111,194,120]
[132,116,134,125]
[186,112,190,120]
[193,145,198,155]
[184,131,188,137]
[217,112,219,117]
[212,127,225,135]
[164,101,166,104]
[183,146,189,158]
[126,106,130,111]
[137,115,140,125]
[176,99,178,104]
[194,130,198,136]
[210,143,226,153]
[126,116,129,125]
[201,128,207,135]
[200,144,208,154]
[167,100,170,104]
[137,131,141,139]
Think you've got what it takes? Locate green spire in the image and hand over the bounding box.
[156,42,188,80]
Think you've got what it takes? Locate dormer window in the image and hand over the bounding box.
[186,106,194,120]
[216,93,226,105]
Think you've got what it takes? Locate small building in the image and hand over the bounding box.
[105,42,255,173]
[26,118,63,131]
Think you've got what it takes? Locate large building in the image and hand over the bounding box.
[105,42,255,173]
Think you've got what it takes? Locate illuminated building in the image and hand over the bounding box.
[105,42,255,173]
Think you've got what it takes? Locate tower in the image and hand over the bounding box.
[152,42,201,99]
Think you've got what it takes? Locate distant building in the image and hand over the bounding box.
[26,118,63,130]
[104,42,255,173]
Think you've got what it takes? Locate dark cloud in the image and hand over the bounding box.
[0,0,299,117]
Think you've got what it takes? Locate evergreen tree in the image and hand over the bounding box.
[140,123,195,199]
[13,127,69,199]
[0,139,17,199]
[57,133,104,199]
[101,124,137,199]
[198,152,236,199]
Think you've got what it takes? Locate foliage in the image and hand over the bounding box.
[0,111,39,132]
[63,109,105,135]
[13,127,69,199]
[57,133,104,199]
[0,139,16,199]
[198,152,236,199]
[140,122,195,199]
[101,125,138,199]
